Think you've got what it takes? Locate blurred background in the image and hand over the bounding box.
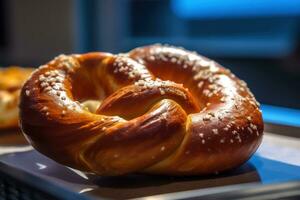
[0,0,300,125]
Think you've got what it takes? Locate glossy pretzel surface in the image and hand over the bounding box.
[20,44,263,175]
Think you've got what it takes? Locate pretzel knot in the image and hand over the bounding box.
[20,44,263,176]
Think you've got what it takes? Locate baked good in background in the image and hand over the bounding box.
[19,44,263,176]
[0,67,33,129]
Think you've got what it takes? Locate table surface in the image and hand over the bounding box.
[0,127,300,200]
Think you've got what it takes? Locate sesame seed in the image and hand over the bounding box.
[44,86,51,92]
[161,146,165,151]
[177,59,183,65]
[250,123,257,130]
[193,73,201,80]
[236,137,242,143]
[25,90,30,96]
[197,81,204,88]
[171,57,177,63]
[208,112,215,117]
[149,56,155,61]
[61,110,66,116]
[40,82,48,88]
[56,77,63,83]
[200,60,210,67]
[159,89,165,95]
[230,139,234,143]
[220,96,226,103]
[256,101,261,107]
[202,139,205,144]
[233,130,237,134]
[247,127,253,133]
[208,84,215,90]
[220,139,225,143]
[102,127,106,131]
[203,89,209,95]
[114,154,119,158]
[212,129,218,135]
[50,82,56,86]
[39,77,46,82]
[41,106,48,111]
[199,133,204,138]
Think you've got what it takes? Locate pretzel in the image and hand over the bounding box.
[19,44,263,176]
[0,67,33,129]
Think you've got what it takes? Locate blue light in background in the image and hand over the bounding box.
[250,155,300,184]
[261,104,300,127]
[171,0,300,19]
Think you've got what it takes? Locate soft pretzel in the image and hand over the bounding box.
[19,44,263,176]
[0,67,33,129]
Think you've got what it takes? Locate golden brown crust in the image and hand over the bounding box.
[19,45,263,176]
[0,67,33,129]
